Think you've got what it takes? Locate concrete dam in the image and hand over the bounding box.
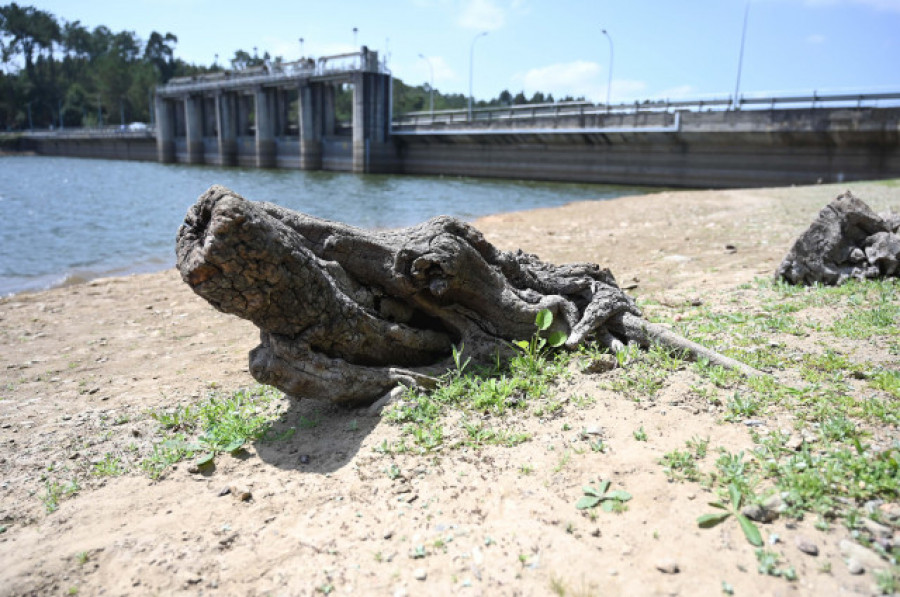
[13,47,900,188]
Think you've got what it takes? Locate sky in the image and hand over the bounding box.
[21,0,900,104]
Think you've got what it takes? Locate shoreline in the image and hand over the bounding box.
[0,179,900,300]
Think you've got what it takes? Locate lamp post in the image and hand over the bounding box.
[468,31,488,121]
[418,53,434,118]
[299,37,304,56]
[601,28,614,109]
[353,27,358,47]
[733,2,750,110]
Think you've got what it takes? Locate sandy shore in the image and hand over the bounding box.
[0,180,897,596]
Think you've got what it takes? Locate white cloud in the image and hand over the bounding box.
[458,0,506,31]
[806,33,826,43]
[414,55,458,85]
[514,60,605,100]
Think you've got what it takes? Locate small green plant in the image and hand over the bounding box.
[75,551,89,565]
[575,478,632,513]
[875,568,899,595]
[633,426,648,441]
[386,464,402,480]
[514,309,567,358]
[41,479,80,513]
[697,483,762,547]
[754,548,797,581]
[91,453,124,477]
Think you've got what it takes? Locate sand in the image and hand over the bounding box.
[0,180,897,596]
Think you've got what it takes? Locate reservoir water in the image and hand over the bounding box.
[0,156,653,296]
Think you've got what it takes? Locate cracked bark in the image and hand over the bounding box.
[177,185,760,405]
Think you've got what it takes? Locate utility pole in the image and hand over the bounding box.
[601,29,614,109]
[468,31,488,121]
[733,2,750,110]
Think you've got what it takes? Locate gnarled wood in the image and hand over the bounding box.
[177,185,760,405]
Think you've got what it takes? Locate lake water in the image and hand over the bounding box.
[0,156,653,296]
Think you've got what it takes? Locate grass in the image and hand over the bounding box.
[141,384,286,479]
[384,311,572,453]
[646,277,900,554]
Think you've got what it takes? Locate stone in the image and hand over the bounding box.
[846,558,864,575]
[794,536,819,556]
[655,559,680,574]
[861,518,894,539]
[741,497,780,523]
[230,486,252,502]
[582,353,617,374]
[412,568,427,581]
[776,191,900,285]
[839,539,889,573]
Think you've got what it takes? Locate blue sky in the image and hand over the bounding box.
[24,0,900,103]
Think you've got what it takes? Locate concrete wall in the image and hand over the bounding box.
[390,108,900,188]
[21,136,157,162]
[11,107,900,188]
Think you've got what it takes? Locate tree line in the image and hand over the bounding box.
[0,3,583,131]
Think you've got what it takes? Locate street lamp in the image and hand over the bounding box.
[418,53,434,117]
[733,2,750,110]
[299,37,304,56]
[601,29,614,109]
[468,31,488,121]
[353,27,358,48]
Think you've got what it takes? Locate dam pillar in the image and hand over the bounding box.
[184,94,204,164]
[255,87,277,168]
[216,91,238,167]
[154,95,175,163]
[351,70,391,173]
[322,83,336,137]
[298,82,322,170]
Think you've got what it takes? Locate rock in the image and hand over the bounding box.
[741,497,780,523]
[794,536,819,556]
[230,486,252,502]
[878,502,900,523]
[846,558,865,575]
[861,518,893,539]
[217,487,231,497]
[412,568,427,581]
[840,539,889,572]
[655,559,680,574]
[784,435,804,451]
[583,425,604,436]
[776,191,900,285]
[582,354,617,374]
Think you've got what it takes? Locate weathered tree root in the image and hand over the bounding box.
[176,185,762,405]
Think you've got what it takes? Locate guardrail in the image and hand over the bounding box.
[15,125,156,139]
[393,90,900,127]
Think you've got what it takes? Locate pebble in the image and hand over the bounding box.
[840,539,889,572]
[861,518,893,539]
[218,487,231,497]
[299,455,311,465]
[794,536,819,556]
[655,559,680,574]
[583,425,604,436]
[846,558,864,575]
[413,568,427,581]
[784,435,804,451]
[230,486,252,502]
[583,354,617,374]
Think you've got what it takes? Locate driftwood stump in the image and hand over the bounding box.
[776,191,900,285]
[176,185,758,405]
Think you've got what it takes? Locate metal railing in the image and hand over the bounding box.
[157,49,384,96]
[14,124,156,138]
[392,90,900,127]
